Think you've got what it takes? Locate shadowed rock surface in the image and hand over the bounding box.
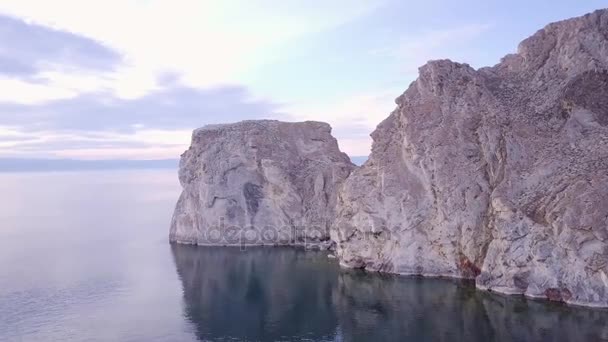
[170,120,354,246]
[333,9,608,307]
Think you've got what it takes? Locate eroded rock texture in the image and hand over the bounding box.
[333,9,608,307]
[170,120,354,246]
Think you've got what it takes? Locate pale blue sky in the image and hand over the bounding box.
[0,0,604,159]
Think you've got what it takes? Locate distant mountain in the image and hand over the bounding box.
[350,156,368,166]
[0,158,179,172]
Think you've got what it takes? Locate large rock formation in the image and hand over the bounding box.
[170,120,354,247]
[333,9,608,307]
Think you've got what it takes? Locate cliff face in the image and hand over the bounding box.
[170,120,354,246]
[333,9,608,307]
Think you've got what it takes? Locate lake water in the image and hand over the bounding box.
[1,170,607,342]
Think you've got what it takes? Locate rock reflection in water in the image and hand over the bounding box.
[171,245,608,342]
[171,245,339,341]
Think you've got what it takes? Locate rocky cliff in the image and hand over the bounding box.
[332,9,608,307]
[170,120,354,246]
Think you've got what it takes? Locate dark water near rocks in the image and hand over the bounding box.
[1,170,607,342]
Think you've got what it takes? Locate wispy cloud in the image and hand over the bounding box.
[285,24,490,156]
[0,1,495,160]
[0,0,384,96]
[0,1,386,159]
[0,14,125,104]
[0,79,280,159]
[0,14,121,79]
[0,83,279,132]
[372,24,491,74]
[287,89,400,156]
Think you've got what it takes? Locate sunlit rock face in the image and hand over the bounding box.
[170,120,354,247]
[333,9,608,307]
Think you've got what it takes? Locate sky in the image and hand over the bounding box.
[0,0,605,160]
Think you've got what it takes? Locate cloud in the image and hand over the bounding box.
[0,0,383,92]
[0,128,190,159]
[291,24,492,157]
[0,14,121,79]
[0,1,388,159]
[0,82,280,159]
[0,14,126,104]
[0,134,37,142]
[372,24,491,75]
[0,84,279,133]
[287,89,400,156]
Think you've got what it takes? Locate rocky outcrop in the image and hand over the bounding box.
[333,9,608,307]
[170,120,354,247]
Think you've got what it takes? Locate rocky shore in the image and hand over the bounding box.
[171,9,608,308]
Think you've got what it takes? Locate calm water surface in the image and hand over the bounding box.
[1,170,607,342]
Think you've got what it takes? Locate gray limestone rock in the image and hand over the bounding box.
[170,120,354,247]
[332,9,608,307]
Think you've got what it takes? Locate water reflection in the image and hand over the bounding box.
[171,245,608,342]
[171,245,339,341]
